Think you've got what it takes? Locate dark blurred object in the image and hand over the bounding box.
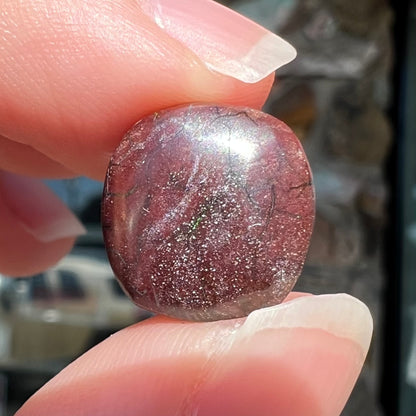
[381,0,416,415]
[267,81,317,142]
[326,89,392,164]
[79,196,101,225]
[57,270,86,300]
[28,274,53,302]
[0,374,6,416]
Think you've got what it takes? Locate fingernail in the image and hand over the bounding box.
[236,294,373,354]
[0,172,86,243]
[140,0,296,83]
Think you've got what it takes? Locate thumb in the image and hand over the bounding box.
[16,294,373,416]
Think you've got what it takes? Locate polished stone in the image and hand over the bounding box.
[102,104,315,321]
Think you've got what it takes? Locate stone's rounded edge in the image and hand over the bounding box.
[102,104,315,322]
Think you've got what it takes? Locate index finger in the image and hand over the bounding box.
[0,0,294,180]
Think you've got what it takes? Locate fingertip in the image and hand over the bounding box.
[0,171,84,276]
[16,295,371,416]
[140,0,296,84]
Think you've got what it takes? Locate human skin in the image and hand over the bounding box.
[0,1,373,415]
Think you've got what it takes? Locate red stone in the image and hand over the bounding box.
[102,105,315,321]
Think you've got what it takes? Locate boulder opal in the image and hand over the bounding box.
[102,105,315,321]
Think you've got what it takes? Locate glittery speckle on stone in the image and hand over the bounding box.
[102,104,315,321]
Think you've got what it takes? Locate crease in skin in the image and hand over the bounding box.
[0,134,76,178]
[38,317,241,391]
[38,294,372,390]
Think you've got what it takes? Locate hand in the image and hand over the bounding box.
[0,1,373,415]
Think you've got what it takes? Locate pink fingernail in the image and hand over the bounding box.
[140,0,296,83]
[239,294,373,355]
[0,172,86,243]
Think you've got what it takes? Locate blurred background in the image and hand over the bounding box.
[0,0,414,414]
